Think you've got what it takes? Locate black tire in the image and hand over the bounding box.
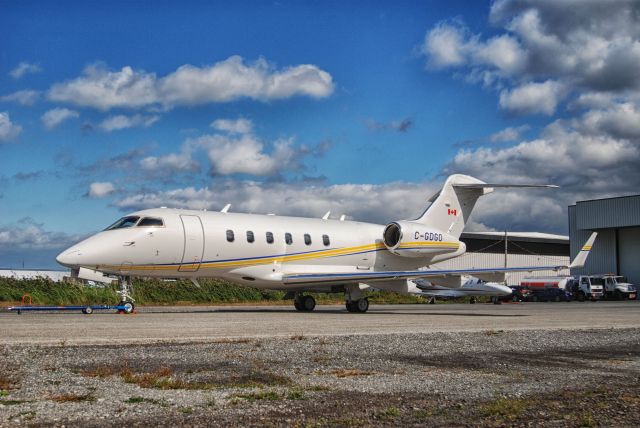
[615,290,622,300]
[83,306,93,315]
[355,298,369,313]
[469,297,476,304]
[301,295,316,312]
[578,292,586,302]
[294,300,303,311]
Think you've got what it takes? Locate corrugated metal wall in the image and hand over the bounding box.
[576,196,640,230]
[431,253,570,285]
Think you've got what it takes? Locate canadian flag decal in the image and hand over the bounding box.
[447,208,457,216]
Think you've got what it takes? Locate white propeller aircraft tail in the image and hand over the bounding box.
[56,173,591,313]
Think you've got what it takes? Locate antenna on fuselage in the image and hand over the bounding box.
[221,204,231,213]
[322,211,331,220]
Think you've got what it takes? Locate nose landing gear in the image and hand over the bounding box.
[117,276,135,314]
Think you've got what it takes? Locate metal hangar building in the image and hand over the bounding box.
[432,232,570,285]
[569,195,640,284]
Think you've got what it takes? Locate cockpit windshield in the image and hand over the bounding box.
[105,216,140,230]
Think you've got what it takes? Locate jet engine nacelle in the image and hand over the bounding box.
[382,221,465,258]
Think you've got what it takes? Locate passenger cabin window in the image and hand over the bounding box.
[105,216,140,230]
[246,231,255,243]
[285,233,293,245]
[138,217,164,227]
[226,230,235,242]
[266,232,274,244]
[304,234,312,245]
[322,234,330,246]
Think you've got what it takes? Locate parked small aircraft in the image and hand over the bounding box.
[57,174,596,313]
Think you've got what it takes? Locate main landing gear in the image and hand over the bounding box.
[345,298,369,313]
[345,284,369,313]
[117,276,135,314]
[294,293,316,312]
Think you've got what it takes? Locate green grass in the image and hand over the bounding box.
[0,277,436,306]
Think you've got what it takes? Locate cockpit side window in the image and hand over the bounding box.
[105,216,140,230]
[138,217,164,227]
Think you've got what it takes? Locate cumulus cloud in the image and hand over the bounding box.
[140,151,200,175]
[499,80,565,115]
[421,0,640,115]
[489,125,530,142]
[0,112,22,142]
[41,107,79,130]
[98,114,159,132]
[48,56,334,110]
[195,134,302,176]
[87,182,116,198]
[443,104,640,231]
[0,90,40,106]
[113,180,436,225]
[9,62,42,79]
[211,117,253,134]
[0,217,79,250]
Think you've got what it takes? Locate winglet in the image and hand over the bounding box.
[569,232,598,269]
[322,211,331,220]
[221,204,231,213]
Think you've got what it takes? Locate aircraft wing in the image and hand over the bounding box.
[283,232,597,286]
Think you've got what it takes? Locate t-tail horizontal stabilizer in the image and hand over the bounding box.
[569,232,598,269]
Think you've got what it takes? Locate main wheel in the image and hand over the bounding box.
[294,299,303,311]
[301,295,316,312]
[345,301,356,312]
[355,298,369,313]
[82,306,93,315]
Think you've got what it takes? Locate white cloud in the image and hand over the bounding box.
[140,151,200,174]
[0,218,79,250]
[87,182,116,198]
[0,90,40,106]
[489,125,530,142]
[113,180,434,225]
[48,56,334,110]
[576,102,640,139]
[9,62,42,79]
[98,114,159,132]
[499,80,565,115]
[41,108,79,130]
[211,117,253,134]
[48,64,158,110]
[422,23,470,68]
[0,112,22,142]
[195,134,301,176]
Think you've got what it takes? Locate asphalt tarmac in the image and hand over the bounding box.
[2,301,638,345]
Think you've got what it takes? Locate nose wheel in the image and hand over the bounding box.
[117,276,135,314]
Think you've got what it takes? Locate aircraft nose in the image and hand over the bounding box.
[56,248,81,267]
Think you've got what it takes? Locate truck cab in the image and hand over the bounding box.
[568,276,604,301]
[601,275,637,300]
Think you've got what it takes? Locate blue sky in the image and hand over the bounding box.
[2,0,640,267]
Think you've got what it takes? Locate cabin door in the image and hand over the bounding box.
[179,215,204,272]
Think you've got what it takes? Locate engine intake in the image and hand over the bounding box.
[382,221,465,258]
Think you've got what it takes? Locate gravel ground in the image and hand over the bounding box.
[1,328,639,427]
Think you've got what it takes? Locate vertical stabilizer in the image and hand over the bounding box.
[414,175,489,238]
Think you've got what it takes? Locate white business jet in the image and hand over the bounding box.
[56,174,596,313]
